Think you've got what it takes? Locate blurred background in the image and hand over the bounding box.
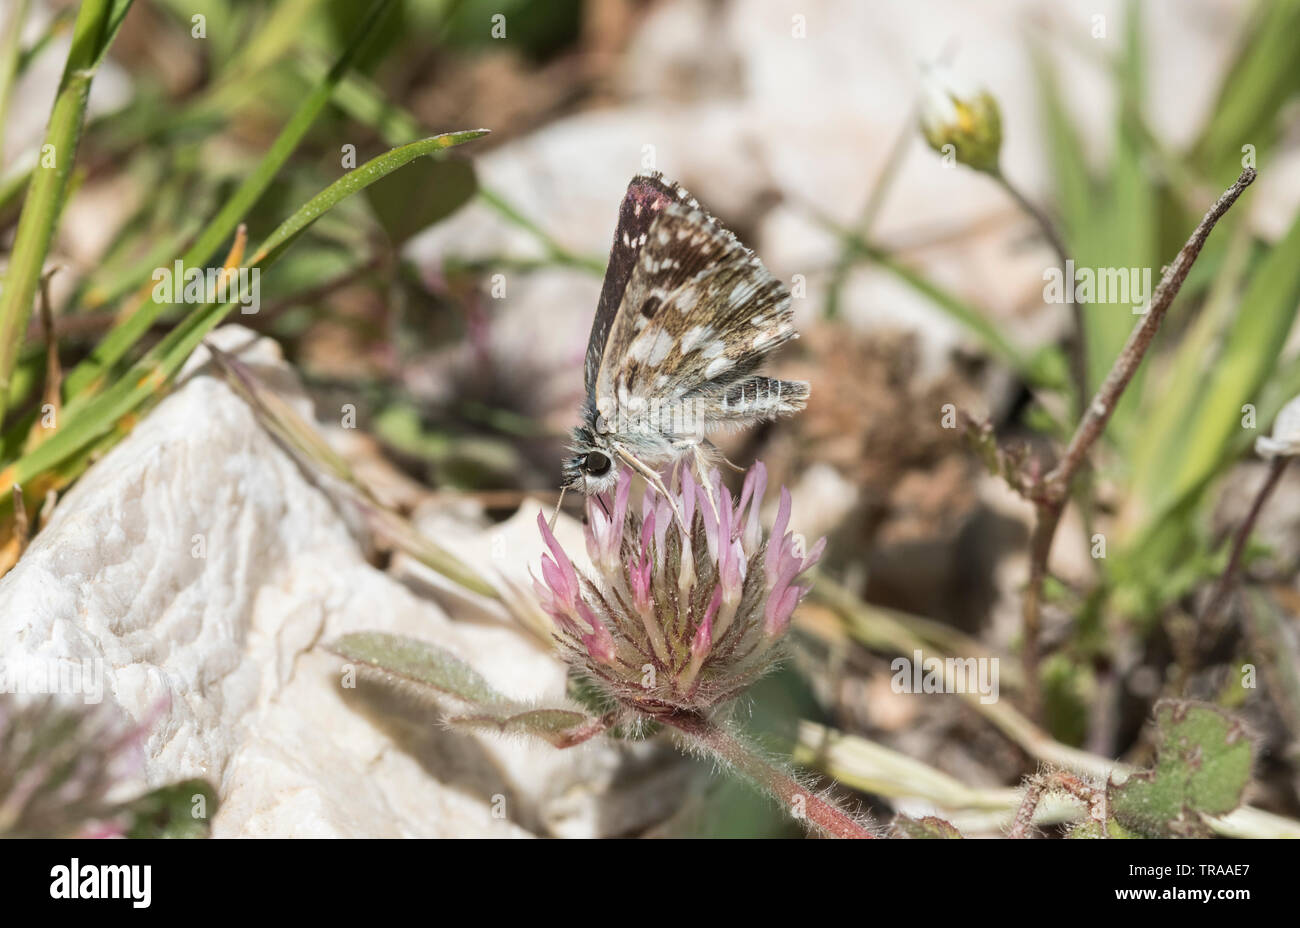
[3,0,1300,836]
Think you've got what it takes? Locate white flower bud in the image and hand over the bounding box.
[1256,394,1300,459]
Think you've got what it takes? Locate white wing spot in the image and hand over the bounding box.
[680,325,710,353]
[704,357,733,378]
[646,329,675,366]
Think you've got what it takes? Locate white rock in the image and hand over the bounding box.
[0,326,683,837]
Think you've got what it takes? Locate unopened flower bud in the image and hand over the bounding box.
[1256,394,1300,459]
[919,63,1003,174]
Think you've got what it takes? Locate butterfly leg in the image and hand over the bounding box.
[614,445,686,529]
[689,445,724,527]
[704,439,747,473]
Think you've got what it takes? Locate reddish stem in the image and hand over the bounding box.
[1198,456,1290,649]
[664,711,874,839]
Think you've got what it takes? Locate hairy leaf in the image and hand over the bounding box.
[328,631,507,707]
[1109,700,1255,837]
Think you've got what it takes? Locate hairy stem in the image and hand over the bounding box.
[664,711,874,839]
[1016,168,1256,715]
[1009,769,1105,839]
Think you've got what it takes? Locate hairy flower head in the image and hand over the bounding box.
[533,462,824,715]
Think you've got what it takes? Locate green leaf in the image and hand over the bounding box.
[1067,817,1135,839]
[365,156,477,247]
[1109,700,1255,837]
[448,709,607,749]
[327,632,607,749]
[328,632,507,707]
[124,780,218,839]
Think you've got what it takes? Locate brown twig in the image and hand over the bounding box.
[37,267,63,419]
[992,168,1086,411]
[1197,456,1290,652]
[1016,168,1257,716]
[11,484,29,557]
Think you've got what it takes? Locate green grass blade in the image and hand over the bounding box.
[477,185,605,273]
[0,0,135,421]
[1028,42,1091,251]
[10,131,487,485]
[1192,0,1300,179]
[830,231,1054,386]
[63,0,398,398]
[248,130,487,266]
[1142,210,1300,533]
[1123,218,1252,524]
[0,0,32,168]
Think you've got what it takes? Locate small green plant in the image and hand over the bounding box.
[1007,700,1256,839]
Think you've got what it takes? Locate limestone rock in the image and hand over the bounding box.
[0,326,684,837]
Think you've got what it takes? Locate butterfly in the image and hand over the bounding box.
[560,173,808,508]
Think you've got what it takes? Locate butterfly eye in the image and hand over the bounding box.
[583,451,612,476]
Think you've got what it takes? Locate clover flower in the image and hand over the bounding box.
[533,462,824,716]
[333,464,869,837]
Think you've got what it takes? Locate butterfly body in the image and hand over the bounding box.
[565,173,809,496]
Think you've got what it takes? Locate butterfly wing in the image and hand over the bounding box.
[584,173,692,399]
[594,202,807,438]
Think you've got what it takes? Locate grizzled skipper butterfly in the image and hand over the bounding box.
[559,173,808,516]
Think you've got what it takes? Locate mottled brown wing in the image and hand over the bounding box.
[584,173,695,399]
[594,203,805,430]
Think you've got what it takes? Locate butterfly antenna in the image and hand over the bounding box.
[549,485,568,531]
